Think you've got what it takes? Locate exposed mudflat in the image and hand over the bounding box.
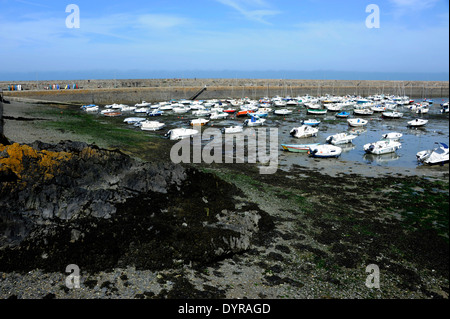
[0,100,448,300]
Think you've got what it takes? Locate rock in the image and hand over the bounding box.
[0,140,274,273]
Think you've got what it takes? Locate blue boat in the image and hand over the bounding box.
[147,110,164,117]
[336,111,350,118]
[302,119,321,126]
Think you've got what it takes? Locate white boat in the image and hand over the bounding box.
[210,112,229,120]
[371,105,386,112]
[307,109,327,115]
[244,117,266,127]
[83,105,99,112]
[325,104,343,112]
[407,119,428,127]
[290,125,319,138]
[192,109,211,117]
[165,128,199,141]
[120,106,137,113]
[105,103,126,109]
[416,143,449,165]
[302,119,321,127]
[222,126,244,134]
[159,104,173,111]
[190,118,210,126]
[173,106,190,114]
[273,100,287,107]
[326,132,358,145]
[135,101,151,107]
[274,109,293,116]
[440,102,449,113]
[308,144,342,158]
[381,132,403,141]
[364,140,402,155]
[123,117,146,125]
[140,121,166,131]
[347,118,368,127]
[134,107,150,114]
[147,110,164,117]
[353,108,374,116]
[415,107,429,114]
[382,112,403,119]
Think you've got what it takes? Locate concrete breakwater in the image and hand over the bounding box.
[2,79,449,105]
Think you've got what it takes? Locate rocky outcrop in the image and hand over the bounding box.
[0,141,274,273]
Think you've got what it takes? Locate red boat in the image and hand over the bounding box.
[224,109,237,113]
[236,110,254,117]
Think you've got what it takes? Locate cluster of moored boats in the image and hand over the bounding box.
[80,94,449,166]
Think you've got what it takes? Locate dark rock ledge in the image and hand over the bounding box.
[0,140,274,273]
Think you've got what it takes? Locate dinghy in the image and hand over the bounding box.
[281,143,320,153]
[210,112,229,120]
[123,117,146,125]
[336,111,350,118]
[307,109,327,115]
[381,132,403,141]
[416,142,449,165]
[244,116,266,127]
[353,108,374,116]
[274,109,293,116]
[140,121,166,131]
[135,101,151,107]
[165,128,199,141]
[347,118,368,127]
[222,126,244,134]
[407,118,428,127]
[190,118,210,126]
[364,140,402,155]
[302,119,321,127]
[192,109,211,117]
[308,144,342,158]
[147,110,164,117]
[326,132,358,145]
[382,112,403,119]
[290,125,319,138]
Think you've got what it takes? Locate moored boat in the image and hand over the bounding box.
[308,144,342,158]
[326,132,358,145]
[307,109,327,115]
[190,118,210,126]
[381,132,403,141]
[165,128,199,140]
[363,140,402,155]
[222,126,244,134]
[347,118,368,127]
[382,112,403,119]
[336,111,350,118]
[302,119,321,127]
[140,121,166,131]
[416,142,449,165]
[290,125,319,138]
[281,143,320,153]
[407,118,428,127]
[244,116,266,127]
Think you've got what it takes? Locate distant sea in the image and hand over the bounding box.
[0,70,449,82]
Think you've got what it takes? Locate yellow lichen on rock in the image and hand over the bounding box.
[0,143,73,181]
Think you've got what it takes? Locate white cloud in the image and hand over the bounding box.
[389,0,440,13]
[215,0,281,24]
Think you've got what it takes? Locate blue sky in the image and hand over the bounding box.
[0,0,448,80]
